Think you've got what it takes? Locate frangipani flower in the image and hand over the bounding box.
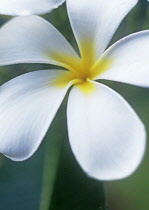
[0,0,65,16]
[0,0,148,180]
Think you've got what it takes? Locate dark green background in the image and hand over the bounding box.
[0,1,149,209]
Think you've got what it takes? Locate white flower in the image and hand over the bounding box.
[0,0,65,16]
[0,0,148,180]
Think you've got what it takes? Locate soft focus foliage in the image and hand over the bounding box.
[0,1,148,209]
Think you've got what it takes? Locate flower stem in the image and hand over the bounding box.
[39,134,63,210]
[39,106,66,210]
[98,182,108,210]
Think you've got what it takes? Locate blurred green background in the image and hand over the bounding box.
[0,1,149,209]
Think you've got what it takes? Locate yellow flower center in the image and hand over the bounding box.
[49,39,112,94]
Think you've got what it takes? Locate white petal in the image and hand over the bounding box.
[0,16,79,68]
[67,82,146,180]
[0,70,71,161]
[0,0,65,16]
[96,31,149,87]
[67,0,138,59]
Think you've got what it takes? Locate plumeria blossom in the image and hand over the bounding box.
[0,0,148,181]
[0,0,65,16]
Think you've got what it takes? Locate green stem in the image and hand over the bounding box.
[98,182,108,210]
[39,132,63,210]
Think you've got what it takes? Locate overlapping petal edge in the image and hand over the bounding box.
[0,0,65,16]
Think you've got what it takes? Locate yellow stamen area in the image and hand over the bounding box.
[48,39,112,94]
[54,72,95,94]
[76,80,96,94]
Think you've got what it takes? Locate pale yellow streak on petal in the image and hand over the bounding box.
[48,52,81,75]
[79,38,96,75]
[53,71,76,88]
[53,71,85,89]
[90,57,113,80]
